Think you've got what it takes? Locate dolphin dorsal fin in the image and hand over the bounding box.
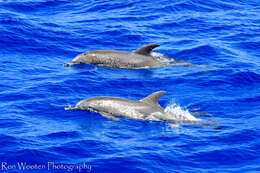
[140,91,167,105]
[133,43,160,56]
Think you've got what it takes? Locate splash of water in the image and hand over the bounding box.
[151,52,175,64]
[151,52,209,68]
[164,101,200,122]
[145,101,200,123]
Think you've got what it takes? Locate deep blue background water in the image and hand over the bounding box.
[0,0,260,172]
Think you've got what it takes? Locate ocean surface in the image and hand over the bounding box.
[0,0,260,172]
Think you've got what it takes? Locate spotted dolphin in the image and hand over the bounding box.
[65,91,207,127]
[64,44,169,69]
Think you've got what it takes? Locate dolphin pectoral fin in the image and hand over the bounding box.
[140,91,167,106]
[133,43,160,56]
[100,112,120,120]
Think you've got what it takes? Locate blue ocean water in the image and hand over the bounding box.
[0,0,260,172]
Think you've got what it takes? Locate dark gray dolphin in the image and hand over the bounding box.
[65,91,203,126]
[64,44,168,69]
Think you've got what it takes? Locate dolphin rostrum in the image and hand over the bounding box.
[65,91,204,126]
[64,44,169,69]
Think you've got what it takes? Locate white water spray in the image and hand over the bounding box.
[151,52,175,64]
[164,102,200,122]
[145,101,201,123]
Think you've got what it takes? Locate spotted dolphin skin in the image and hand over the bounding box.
[65,91,205,127]
[64,44,168,69]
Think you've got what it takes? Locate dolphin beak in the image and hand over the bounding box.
[63,62,76,66]
[65,106,78,110]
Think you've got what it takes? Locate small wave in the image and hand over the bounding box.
[1,0,69,13]
[41,131,81,139]
[174,45,217,60]
[151,52,203,68]
[227,70,260,87]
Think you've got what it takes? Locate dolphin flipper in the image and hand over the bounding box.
[133,43,160,56]
[100,112,120,120]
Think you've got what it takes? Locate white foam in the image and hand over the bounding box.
[164,101,200,122]
[151,52,175,64]
[145,101,200,123]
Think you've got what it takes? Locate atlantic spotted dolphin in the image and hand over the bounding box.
[65,91,204,126]
[64,44,168,69]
